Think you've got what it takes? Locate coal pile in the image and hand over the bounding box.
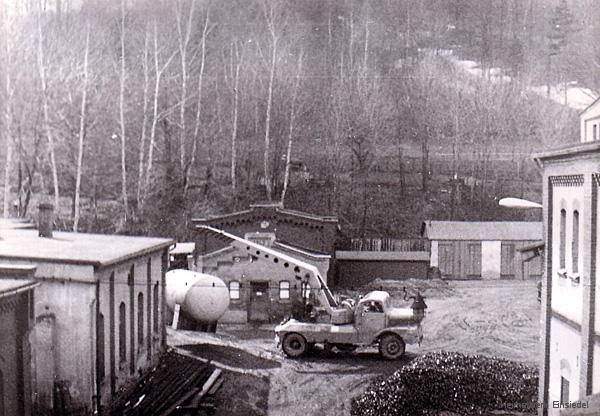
[352,351,538,416]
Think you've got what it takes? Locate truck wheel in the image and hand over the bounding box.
[379,334,405,360]
[282,333,308,358]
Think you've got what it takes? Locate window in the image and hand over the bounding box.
[229,281,240,300]
[301,282,311,299]
[594,124,598,141]
[279,281,290,300]
[153,283,159,333]
[137,293,144,348]
[97,313,105,381]
[560,376,570,403]
[572,210,579,274]
[119,302,126,364]
[559,209,566,269]
[146,259,152,359]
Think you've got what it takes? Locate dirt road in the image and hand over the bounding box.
[168,279,540,416]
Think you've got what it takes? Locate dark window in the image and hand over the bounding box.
[560,209,566,269]
[560,376,570,403]
[119,302,126,363]
[153,283,159,333]
[98,313,105,381]
[146,258,152,359]
[137,293,144,349]
[572,210,579,273]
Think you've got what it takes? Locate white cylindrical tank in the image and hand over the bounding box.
[166,269,230,323]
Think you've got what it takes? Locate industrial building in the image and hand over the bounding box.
[0,209,173,414]
[534,97,600,414]
[421,220,543,280]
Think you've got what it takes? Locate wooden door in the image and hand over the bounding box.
[438,243,455,278]
[501,243,516,278]
[466,243,482,278]
[248,281,271,323]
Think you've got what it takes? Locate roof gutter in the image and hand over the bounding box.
[0,281,39,300]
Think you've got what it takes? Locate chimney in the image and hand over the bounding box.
[38,203,54,238]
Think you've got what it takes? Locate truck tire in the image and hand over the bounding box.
[379,334,405,360]
[282,333,308,358]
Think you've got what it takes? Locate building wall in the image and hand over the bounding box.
[199,246,310,324]
[481,241,501,279]
[0,290,33,416]
[97,250,167,409]
[335,260,429,288]
[548,318,581,415]
[430,241,438,267]
[550,185,584,326]
[434,239,541,280]
[34,281,96,412]
[580,102,600,143]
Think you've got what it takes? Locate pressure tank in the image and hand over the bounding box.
[166,269,230,324]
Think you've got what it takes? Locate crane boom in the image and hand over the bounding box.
[196,225,338,311]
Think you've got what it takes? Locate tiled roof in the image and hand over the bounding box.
[422,221,543,241]
[0,228,173,267]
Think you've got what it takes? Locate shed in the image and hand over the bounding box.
[421,221,543,279]
[334,251,431,288]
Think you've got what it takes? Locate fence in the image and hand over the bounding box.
[349,238,430,252]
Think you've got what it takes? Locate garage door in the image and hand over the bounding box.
[438,243,455,278]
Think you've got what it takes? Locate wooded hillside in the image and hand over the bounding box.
[1,0,597,238]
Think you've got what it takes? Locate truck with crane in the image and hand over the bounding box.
[196,225,427,360]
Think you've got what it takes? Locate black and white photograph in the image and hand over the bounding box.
[0,0,599,415]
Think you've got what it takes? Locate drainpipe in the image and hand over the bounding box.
[90,285,99,414]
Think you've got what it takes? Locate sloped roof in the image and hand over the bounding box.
[0,228,173,268]
[169,242,196,255]
[192,205,338,224]
[0,278,38,299]
[422,221,543,241]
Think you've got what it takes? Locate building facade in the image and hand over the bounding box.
[0,265,37,416]
[422,221,543,279]
[534,97,600,415]
[0,223,172,414]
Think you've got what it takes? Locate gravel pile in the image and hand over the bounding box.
[352,351,538,416]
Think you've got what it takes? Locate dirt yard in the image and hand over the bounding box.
[168,279,541,416]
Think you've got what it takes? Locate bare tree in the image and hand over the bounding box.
[280,50,303,205]
[118,0,128,223]
[227,40,243,192]
[137,24,150,210]
[73,23,91,232]
[37,4,60,211]
[259,0,288,201]
[2,9,14,218]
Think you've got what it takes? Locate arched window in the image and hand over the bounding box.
[137,293,144,348]
[572,210,579,274]
[119,302,126,363]
[279,281,290,300]
[559,209,566,269]
[153,283,159,333]
[229,281,240,300]
[97,313,105,381]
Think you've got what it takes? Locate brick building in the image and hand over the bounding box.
[533,97,600,414]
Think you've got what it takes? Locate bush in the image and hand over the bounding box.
[351,351,538,416]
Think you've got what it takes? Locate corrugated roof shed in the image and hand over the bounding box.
[0,228,173,267]
[422,221,543,241]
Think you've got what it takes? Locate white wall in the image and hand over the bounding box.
[594,344,600,395]
[481,241,501,279]
[551,186,584,325]
[547,317,581,415]
[430,241,438,267]
[580,101,600,142]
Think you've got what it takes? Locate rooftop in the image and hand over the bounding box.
[169,242,195,255]
[0,228,173,268]
[422,221,543,241]
[0,278,38,300]
[192,205,338,223]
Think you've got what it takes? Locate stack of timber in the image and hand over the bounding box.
[109,351,223,416]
